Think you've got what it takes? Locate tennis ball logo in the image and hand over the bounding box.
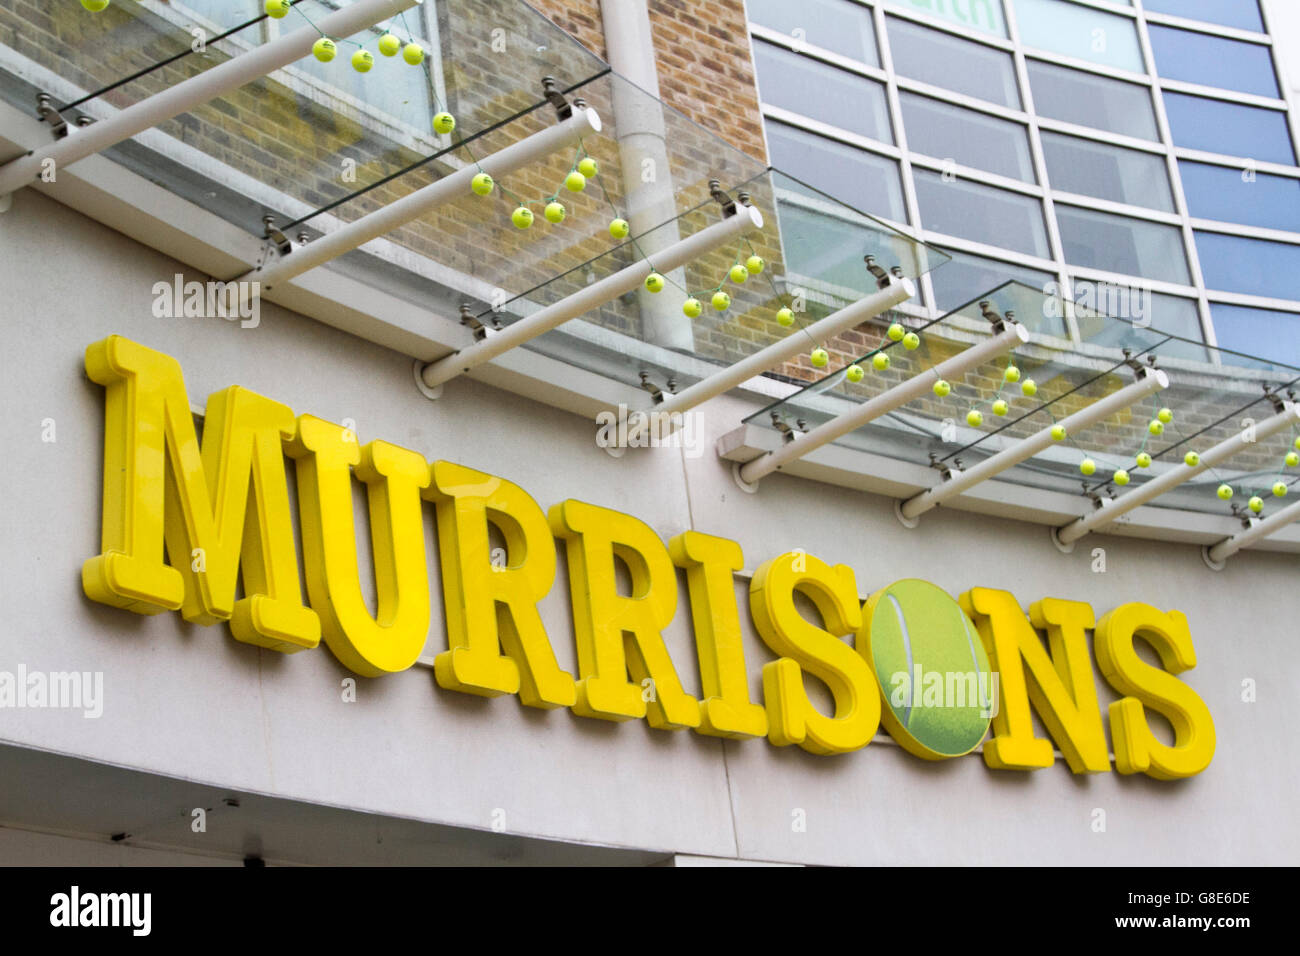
[861,579,995,760]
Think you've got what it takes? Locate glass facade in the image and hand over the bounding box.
[747,0,1300,361]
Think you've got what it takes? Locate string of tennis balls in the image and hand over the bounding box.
[1215,434,1299,513]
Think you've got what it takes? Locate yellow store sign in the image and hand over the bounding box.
[80,335,1216,779]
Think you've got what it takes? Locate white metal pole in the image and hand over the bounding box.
[631,277,916,442]
[419,203,765,389]
[250,106,603,292]
[1206,497,1300,564]
[0,0,421,197]
[900,367,1169,521]
[737,323,1031,485]
[1055,403,1300,546]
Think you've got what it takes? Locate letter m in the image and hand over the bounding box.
[82,336,319,652]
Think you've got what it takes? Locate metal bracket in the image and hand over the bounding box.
[262,215,292,257]
[864,255,899,290]
[979,300,1010,333]
[1264,386,1289,414]
[638,371,664,404]
[709,180,740,218]
[928,453,960,481]
[541,76,578,120]
[36,93,71,139]
[770,412,800,443]
[460,303,491,341]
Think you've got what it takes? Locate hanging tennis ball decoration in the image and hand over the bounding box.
[1021,379,1038,398]
[1080,458,1097,476]
[378,33,402,56]
[432,112,456,135]
[682,298,703,318]
[403,42,426,65]
[1184,451,1200,467]
[1148,419,1164,436]
[746,255,765,275]
[902,332,921,351]
[471,172,494,196]
[644,272,665,293]
[712,291,731,312]
[887,322,906,342]
[1287,451,1300,467]
[992,399,1009,417]
[872,353,891,372]
[776,307,795,327]
[1217,484,1234,501]
[351,49,375,73]
[511,206,534,229]
[1050,424,1067,442]
[1003,364,1021,384]
[609,218,630,239]
[265,0,291,18]
[564,170,587,193]
[1136,452,1152,469]
[1295,436,1300,452]
[846,364,865,384]
[82,0,110,11]
[312,37,337,62]
[1249,496,1264,514]
[1113,469,1131,486]
[544,201,566,223]
[1273,481,1288,498]
[577,157,599,178]
[967,410,984,428]
[810,348,830,369]
[729,264,748,284]
[1157,408,1174,425]
[932,380,951,398]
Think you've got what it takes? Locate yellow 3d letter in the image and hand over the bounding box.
[549,500,699,729]
[424,461,574,708]
[961,588,1109,773]
[82,336,318,653]
[669,531,767,739]
[1095,603,1215,779]
[749,552,877,755]
[288,417,431,677]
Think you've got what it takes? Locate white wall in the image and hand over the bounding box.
[1,188,1296,865]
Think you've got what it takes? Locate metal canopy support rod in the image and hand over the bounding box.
[736,322,1031,486]
[419,203,766,390]
[1205,498,1300,566]
[629,277,917,442]
[0,0,421,197]
[1055,402,1300,547]
[249,106,603,292]
[900,366,1170,523]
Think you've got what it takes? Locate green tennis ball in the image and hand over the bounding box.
[378,33,402,56]
[1287,452,1299,468]
[887,322,905,342]
[402,42,425,65]
[1080,458,1096,476]
[1113,469,1130,486]
[264,0,291,18]
[1157,407,1174,425]
[1184,451,1200,467]
[746,255,765,275]
[1004,365,1021,384]
[682,297,702,318]
[862,579,994,760]
[1136,452,1152,468]
[729,264,748,284]
[1148,419,1164,436]
[992,399,1009,416]
[932,380,951,398]
[967,409,984,428]
[609,218,630,239]
[1217,484,1234,501]
[432,111,456,134]
[712,290,731,312]
[82,0,111,11]
[1295,436,1300,452]
[351,49,374,73]
[511,206,534,229]
[1051,424,1067,441]
[810,348,829,368]
[564,170,586,193]
[1249,495,1264,513]
[776,307,795,327]
[1021,379,1037,398]
[845,364,865,384]
[872,352,891,372]
[577,157,598,178]
[312,38,337,62]
[544,201,565,223]
[902,332,921,351]
[470,172,494,196]
[1274,481,1288,498]
[644,272,665,293]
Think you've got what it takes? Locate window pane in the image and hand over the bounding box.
[1072,283,1207,359]
[1180,162,1300,232]
[930,248,1056,321]
[883,0,1008,37]
[900,92,1035,181]
[1164,93,1296,165]
[1026,61,1156,141]
[1041,131,1173,212]
[753,41,893,142]
[766,121,908,223]
[1148,25,1278,98]
[914,170,1049,257]
[747,0,880,66]
[1196,232,1300,300]
[1011,0,1144,72]
[1144,0,1263,33]
[777,201,903,292]
[1211,305,1300,368]
[1056,205,1190,284]
[886,17,1020,108]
